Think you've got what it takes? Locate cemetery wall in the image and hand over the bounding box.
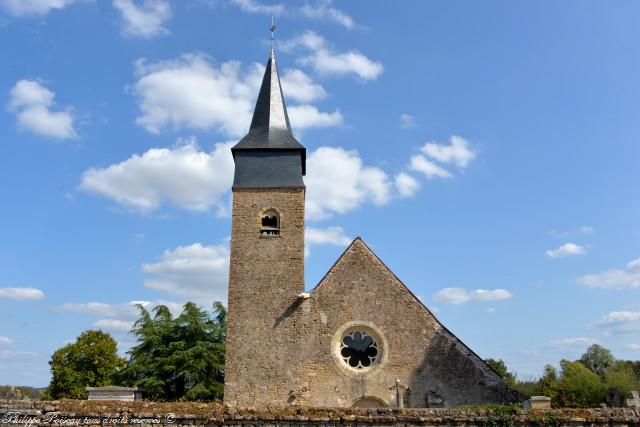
[1,400,639,427]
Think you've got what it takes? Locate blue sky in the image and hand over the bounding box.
[1,0,639,387]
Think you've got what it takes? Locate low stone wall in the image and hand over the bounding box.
[1,400,639,427]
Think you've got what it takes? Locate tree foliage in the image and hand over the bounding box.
[605,361,640,398]
[116,301,226,402]
[495,346,640,408]
[48,330,125,399]
[485,358,517,386]
[537,364,560,401]
[580,344,615,380]
[557,359,606,407]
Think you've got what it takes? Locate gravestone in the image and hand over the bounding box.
[627,391,640,408]
[85,386,143,401]
[524,396,552,409]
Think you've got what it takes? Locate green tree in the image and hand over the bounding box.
[117,301,226,401]
[538,364,560,402]
[580,344,614,379]
[485,358,517,386]
[557,359,606,407]
[48,330,125,399]
[605,361,640,399]
[614,360,640,382]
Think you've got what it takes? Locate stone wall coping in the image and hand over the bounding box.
[1,400,639,424]
[85,387,143,392]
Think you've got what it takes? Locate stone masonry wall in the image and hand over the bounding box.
[225,188,306,407]
[1,400,639,427]
[225,189,523,408]
[288,238,522,408]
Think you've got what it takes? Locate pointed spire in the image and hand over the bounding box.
[232,26,304,154]
[230,24,306,189]
[247,46,293,133]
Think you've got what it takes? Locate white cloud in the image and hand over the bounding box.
[577,258,640,289]
[546,337,598,348]
[284,31,383,81]
[420,135,475,168]
[486,307,496,315]
[94,319,133,332]
[592,311,640,334]
[546,229,569,238]
[472,289,513,301]
[306,226,351,246]
[230,0,283,15]
[142,243,229,304]
[0,337,12,345]
[399,113,416,129]
[0,350,39,358]
[8,80,77,140]
[288,105,342,129]
[113,0,171,38]
[305,225,351,257]
[546,242,588,259]
[626,343,640,351]
[0,287,45,301]
[281,69,326,103]
[131,53,339,135]
[299,0,354,29]
[54,299,185,337]
[82,142,406,219]
[410,155,453,179]
[79,138,234,213]
[433,287,512,304]
[580,225,594,234]
[305,146,391,220]
[132,54,255,135]
[547,226,595,238]
[402,135,476,185]
[394,172,420,198]
[0,0,89,16]
[54,300,156,318]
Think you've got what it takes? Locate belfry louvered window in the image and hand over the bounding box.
[260,209,280,235]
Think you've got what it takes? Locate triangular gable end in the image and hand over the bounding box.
[310,236,520,390]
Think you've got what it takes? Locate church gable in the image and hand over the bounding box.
[301,236,522,407]
[312,237,438,321]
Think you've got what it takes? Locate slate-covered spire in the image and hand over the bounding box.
[231,44,306,190]
[248,47,293,135]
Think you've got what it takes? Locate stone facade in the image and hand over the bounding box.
[225,188,306,406]
[224,188,522,407]
[286,238,521,408]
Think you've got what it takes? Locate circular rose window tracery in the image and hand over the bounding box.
[340,331,379,369]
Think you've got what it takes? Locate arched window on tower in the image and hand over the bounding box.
[260,209,280,235]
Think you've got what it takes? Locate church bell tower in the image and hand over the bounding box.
[224,44,306,405]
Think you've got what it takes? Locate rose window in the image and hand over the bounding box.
[340,331,379,369]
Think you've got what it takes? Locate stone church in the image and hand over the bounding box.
[224,45,523,408]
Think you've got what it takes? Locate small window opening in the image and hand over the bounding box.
[261,210,280,235]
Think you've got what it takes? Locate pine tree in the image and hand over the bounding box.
[117,302,226,401]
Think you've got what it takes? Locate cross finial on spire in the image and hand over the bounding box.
[270,16,276,49]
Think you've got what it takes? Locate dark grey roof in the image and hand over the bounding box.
[232,47,306,189]
[232,151,304,189]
